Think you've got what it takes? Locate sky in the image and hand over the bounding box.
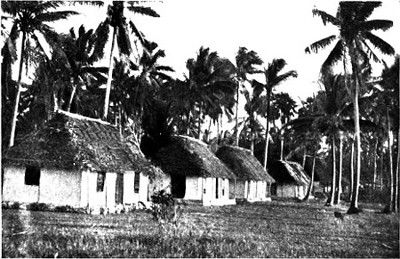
[49,0,400,104]
[4,0,400,131]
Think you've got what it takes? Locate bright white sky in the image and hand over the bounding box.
[49,0,400,104]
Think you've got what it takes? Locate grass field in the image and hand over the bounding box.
[2,199,399,257]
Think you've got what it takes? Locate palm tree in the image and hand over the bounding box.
[273,92,297,160]
[234,47,263,146]
[59,25,108,112]
[241,79,265,154]
[305,1,395,213]
[100,1,160,120]
[186,47,236,140]
[253,59,297,169]
[1,1,78,147]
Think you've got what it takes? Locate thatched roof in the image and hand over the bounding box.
[4,111,157,175]
[268,160,310,186]
[155,135,236,179]
[216,145,275,182]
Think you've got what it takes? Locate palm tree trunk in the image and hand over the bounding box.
[303,154,316,201]
[263,89,272,169]
[216,114,220,143]
[335,132,343,204]
[302,150,307,168]
[235,81,240,146]
[9,31,27,147]
[198,106,202,140]
[103,26,117,120]
[186,110,191,136]
[67,79,76,112]
[349,48,362,213]
[373,138,378,189]
[328,136,336,206]
[349,138,355,201]
[387,108,394,212]
[396,64,400,212]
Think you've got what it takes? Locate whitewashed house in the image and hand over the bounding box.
[2,111,170,213]
[268,160,310,199]
[155,135,236,206]
[216,145,275,202]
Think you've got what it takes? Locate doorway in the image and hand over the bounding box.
[171,175,186,198]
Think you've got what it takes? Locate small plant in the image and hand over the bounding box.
[149,190,181,224]
[27,202,49,211]
[10,202,20,210]
[54,205,77,213]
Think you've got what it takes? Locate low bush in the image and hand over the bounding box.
[26,202,49,211]
[54,205,77,213]
[149,190,180,224]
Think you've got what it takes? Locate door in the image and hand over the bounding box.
[115,173,124,204]
[171,175,186,198]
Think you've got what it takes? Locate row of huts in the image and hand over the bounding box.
[2,111,310,213]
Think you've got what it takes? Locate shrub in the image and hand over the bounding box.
[27,202,49,211]
[10,202,20,210]
[54,205,77,213]
[149,190,180,224]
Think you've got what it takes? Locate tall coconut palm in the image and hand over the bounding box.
[1,1,78,147]
[234,47,263,146]
[273,92,297,160]
[60,25,108,112]
[305,1,395,213]
[186,47,236,140]
[100,1,160,120]
[253,59,297,169]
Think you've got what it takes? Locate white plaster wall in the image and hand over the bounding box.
[135,174,149,204]
[3,166,39,203]
[202,177,213,206]
[184,176,201,200]
[106,172,117,211]
[277,184,306,198]
[80,169,90,207]
[123,171,135,204]
[39,168,81,207]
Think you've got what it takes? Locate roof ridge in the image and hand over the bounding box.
[176,134,208,147]
[57,110,112,126]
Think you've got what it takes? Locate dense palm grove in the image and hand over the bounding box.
[1,1,399,213]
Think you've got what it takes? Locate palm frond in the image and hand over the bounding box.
[36,10,79,22]
[359,19,393,32]
[1,2,17,15]
[271,70,298,87]
[156,65,174,72]
[150,49,166,65]
[312,9,340,26]
[354,1,382,22]
[361,39,381,63]
[364,31,395,56]
[127,5,160,17]
[129,21,145,45]
[89,21,109,63]
[305,35,336,54]
[321,39,344,74]
[116,23,132,56]
[69,1,104,6]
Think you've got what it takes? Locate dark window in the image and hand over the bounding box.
[215,178,219,199]
[96,172,106,192]
[134,172,140,193]
[25,166,40,186]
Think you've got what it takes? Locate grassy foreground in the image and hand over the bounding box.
[2,199,399,257]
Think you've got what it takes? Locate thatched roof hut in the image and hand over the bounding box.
[268,160,310,186]
[4,111,157,176]
[155,135,236,179]
[216,145,275,182]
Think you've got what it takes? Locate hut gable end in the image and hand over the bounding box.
[156,136,236,179]
[216,145,275,182]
